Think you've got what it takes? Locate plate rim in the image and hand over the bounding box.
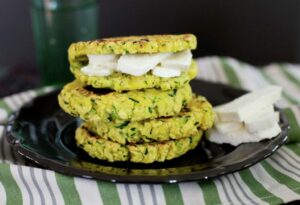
[5,80,290,183]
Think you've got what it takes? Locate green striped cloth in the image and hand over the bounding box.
[1,57,300,205]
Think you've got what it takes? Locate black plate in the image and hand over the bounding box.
[6,80,289,183]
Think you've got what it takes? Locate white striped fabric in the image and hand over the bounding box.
[75,177,103,205]
[0,182,6,205]
[116,184,131,205]
[139,185,155,205]
[179,182,205,205]
[250,163,300,203]
[0,57,300,205]
[152,185,166,205]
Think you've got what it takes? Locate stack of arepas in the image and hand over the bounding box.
[58,34,215,163]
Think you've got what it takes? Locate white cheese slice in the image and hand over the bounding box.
[214,113,279,135]
[117,52,172,76]
[161,50,192,71]
[81,54,117,76]
[245,111,279,133]
[214,86,282,122]
[256,123,281,138]
[81,50,193,77]
[214,105,274,133]
[81,66,113,76]
[207,123,281,146]
[274,111,280,122]
[152,66,181,78]
[215,121,243,134]
[88,54,118,68]
[214,106,280,134]
[245,105,274,121]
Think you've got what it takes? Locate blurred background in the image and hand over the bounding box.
[1,0,300,96]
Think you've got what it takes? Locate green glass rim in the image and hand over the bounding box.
[31,0,98,10]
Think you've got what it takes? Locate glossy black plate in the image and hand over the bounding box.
[6,80,289,183]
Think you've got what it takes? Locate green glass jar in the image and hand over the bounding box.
[31,0,99,85]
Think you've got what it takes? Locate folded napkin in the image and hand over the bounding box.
[0,56,300,205]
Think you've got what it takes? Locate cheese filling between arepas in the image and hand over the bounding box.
[80,50,193,77]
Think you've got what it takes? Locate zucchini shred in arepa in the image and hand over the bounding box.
[69,34,196,67]
[68,34,197,91]
[58,80,193,123]
[71,61,197,91]
[75,125,203,163]
[84,96,214,145]
[57,34,215,163]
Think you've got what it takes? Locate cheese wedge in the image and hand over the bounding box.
[117,53,172,76]
[88,54,118,66]
[152,66,181,78]
[207,123,281,146]
[161,50,192,70]
[215,121,243,134]
[81,50,193,77]
[81,66,113,76]
[214,105,275,133]
[245,111,279,133]
[81,54,117,76]
[214,86,282,122]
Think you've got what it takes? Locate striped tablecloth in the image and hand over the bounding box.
[1,57,300,205]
